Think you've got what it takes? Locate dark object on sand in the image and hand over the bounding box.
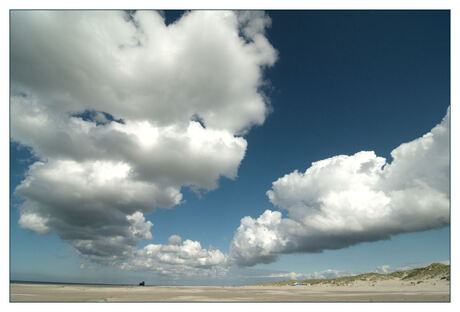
[139,281,145,286]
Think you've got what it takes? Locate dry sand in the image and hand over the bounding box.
[10,279,449,302]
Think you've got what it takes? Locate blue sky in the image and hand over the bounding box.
[10,10,450,285]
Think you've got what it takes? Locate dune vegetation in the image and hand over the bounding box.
[249,263,450,286]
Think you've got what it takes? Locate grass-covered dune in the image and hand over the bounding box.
[249,263,450,286]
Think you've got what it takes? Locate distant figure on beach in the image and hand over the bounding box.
[139,281,145,286]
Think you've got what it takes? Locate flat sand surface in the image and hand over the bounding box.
[10,280,450,302]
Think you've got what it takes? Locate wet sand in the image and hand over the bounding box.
[10,280,450,302]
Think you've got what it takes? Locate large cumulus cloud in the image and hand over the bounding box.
[11,10,276,134]
[11,10,277,273]
[230,108,450,266]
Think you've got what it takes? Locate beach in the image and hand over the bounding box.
[10,279,450,302]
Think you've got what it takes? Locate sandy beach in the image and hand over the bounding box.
[10,279,450,302]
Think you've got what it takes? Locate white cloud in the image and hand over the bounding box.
[12,101,248,190]
[231,108,450,266]
[268,269,352,281]
[267,272,304,280]
[168,234,182,245]
[376,265,391,274]
[121,236,228,278]
[11,10,276,134]
[18,212,50,235]
[303,269,352,280]
[229,210,287,266]
[16,160,180,242]
[11,10,276,274]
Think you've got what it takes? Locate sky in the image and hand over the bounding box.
[9,10,450,286]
